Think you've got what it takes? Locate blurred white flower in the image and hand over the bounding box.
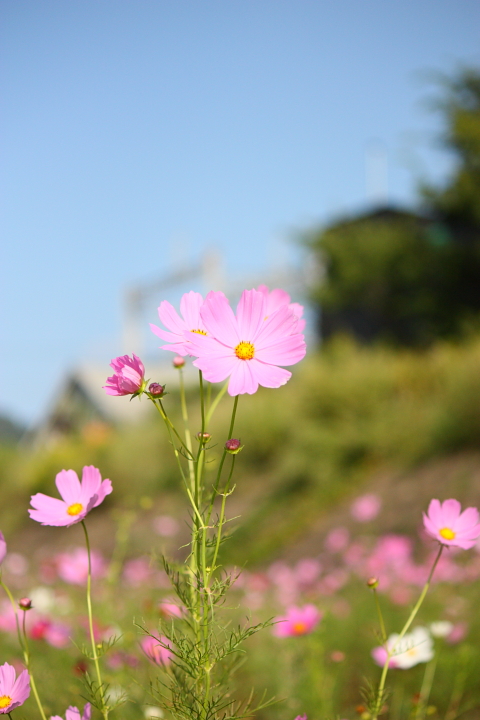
[430,621,454,638]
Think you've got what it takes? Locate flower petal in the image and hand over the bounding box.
[55,470,82,505]
[200,292,240,347]
[255,335,306,366]
[236,290,266,341]
[228,361,259,396]
[248,359,292,388]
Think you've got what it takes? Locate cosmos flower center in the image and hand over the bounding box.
[292,621,307,635]
[191,329,207,335]
[439,527,456,541]
[0,696,12,709]
[67,502,83,516]
[235,341,255,360]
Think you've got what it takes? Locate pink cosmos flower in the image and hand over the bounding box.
[351,494,381,522]
[187,289,306,396]
[257,285,306,333]
[141,635,172,666]
[0,533,6,566]
[423,499,480,550]
[0,662,30,713]
[56,548,106,585]
[103,354,145,396]
[150,291,207,357]
[51,703,91,720]
[29,465,112,527]
[273,605,321,637]
[158,602,185,619]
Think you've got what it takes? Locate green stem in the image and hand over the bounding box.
[81,521,108,720]
[179,368,195,489]
[415,656,437,720]
[372,544,444,720]
[373,588,387,643]
[0,580,47,720]
[205,380,229,426]
[206,395,239,526]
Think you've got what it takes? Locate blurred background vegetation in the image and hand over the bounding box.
[2,66,480,719]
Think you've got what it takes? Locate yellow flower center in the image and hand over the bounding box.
[292,621,307,635]
[439,527,456,541]
[191,329,207,335]
[67,502,83,516]
[0,696,12,709]
[235,341,255,360]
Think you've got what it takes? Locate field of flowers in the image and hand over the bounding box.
[1,296,480,720]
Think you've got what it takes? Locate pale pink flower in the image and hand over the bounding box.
[29,466,112,527]
[43,621,70,649]
[153,515,179,537]
[0,533,6,566]
[257,285,306,333]
[446,622,467,644]
[294,559,322,585]
[51,702,91,720]
[351,494,381,522]
[372,627,434,669]
[56,548,106,586]
[0,663,30,713]
[273,605,321,637]
[187,289,306,396]
[325,527,349,553]
[141,635,172,666]
[158,602,184,619]
[423,499,480,550]
[103,354,145,396]
[123,557,158,587]
[150,291,206,357]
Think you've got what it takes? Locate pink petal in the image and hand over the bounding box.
[92,479,113,508]
[158,301,186,335]
[78,466,101,501]
[236,290,266,341]
[66,707,81,720]
[422,513,439,539]
[0,663,16,695]
[248,359,292,388]
[11,669,30,707]
[200,291,240,347]
[180,291,204,330]
[228,361,259,396]
[184,332,222,357]
[255,335,306,366]
[254,305,298,346]
[426,499,443,527]
[455,506,479,532]
[83,704,92,720]
[441,499,462,526]
[193,352,237,383]
[267,288,291,314]
[149,323,181,344]
[55,469,81,505]
[160,341,191,356]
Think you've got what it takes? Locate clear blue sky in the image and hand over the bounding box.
[2,0,480,425]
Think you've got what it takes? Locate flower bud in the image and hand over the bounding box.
[196,432,211,444]
[173,356,185,369]
[367,577,379,589]
[18,597,32,610]
[148,382,165,397]
[225,438,244,455]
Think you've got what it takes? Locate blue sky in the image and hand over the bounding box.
[2,0,480,424]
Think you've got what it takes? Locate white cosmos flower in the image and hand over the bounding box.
[387,626,434,669]
[429,621,454,638]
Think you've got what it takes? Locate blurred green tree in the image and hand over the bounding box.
[308,67,480,346]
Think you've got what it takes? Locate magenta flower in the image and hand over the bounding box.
[29,465,112,527]
[0,533,6,566]
[0,662,30,713]
[150,291,207,357]
[273,604,321,637]
[51,703,91,720]
[103,354,145,396]
[141,635,172,666]
[257,285,306,333]
[186,289,306,396]
[423,499,480,550]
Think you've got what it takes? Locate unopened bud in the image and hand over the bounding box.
[225,438,244,455]
[367,577,379,589]
[19,597,32,610]
[148,382,165,397]
[173,356,185,369]
[196,432,211,444]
